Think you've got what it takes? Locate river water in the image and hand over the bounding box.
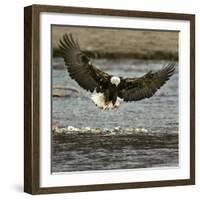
[52,58,178,173]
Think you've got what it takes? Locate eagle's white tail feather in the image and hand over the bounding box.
[91,92,123,109]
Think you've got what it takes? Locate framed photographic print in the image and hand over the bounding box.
[24,4,195,194]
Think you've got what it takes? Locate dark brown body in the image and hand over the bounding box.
[104,84,118,105]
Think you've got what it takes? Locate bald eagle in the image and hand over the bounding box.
[59,33,175,110]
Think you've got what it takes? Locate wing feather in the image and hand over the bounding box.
[118,62,176,101]
[59,33,110,92]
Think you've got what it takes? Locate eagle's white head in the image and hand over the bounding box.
[110,76,120,86]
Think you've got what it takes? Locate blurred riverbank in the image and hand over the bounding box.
[52,26,178,60]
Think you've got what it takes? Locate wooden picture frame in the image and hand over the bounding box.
[24,4,195,194]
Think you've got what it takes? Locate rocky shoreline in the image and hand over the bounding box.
[52,126,178,136]
[53,126,148,135]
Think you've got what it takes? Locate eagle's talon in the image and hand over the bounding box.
[105,101,109,106]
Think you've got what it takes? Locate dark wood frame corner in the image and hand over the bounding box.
[24,4,195,195]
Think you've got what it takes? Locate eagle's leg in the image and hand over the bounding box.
[103,90,119,109]
[112,94,117,106]
[104,89,110,105]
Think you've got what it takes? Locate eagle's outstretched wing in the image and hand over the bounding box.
[118,62,175,101]
[59,33,110,92]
